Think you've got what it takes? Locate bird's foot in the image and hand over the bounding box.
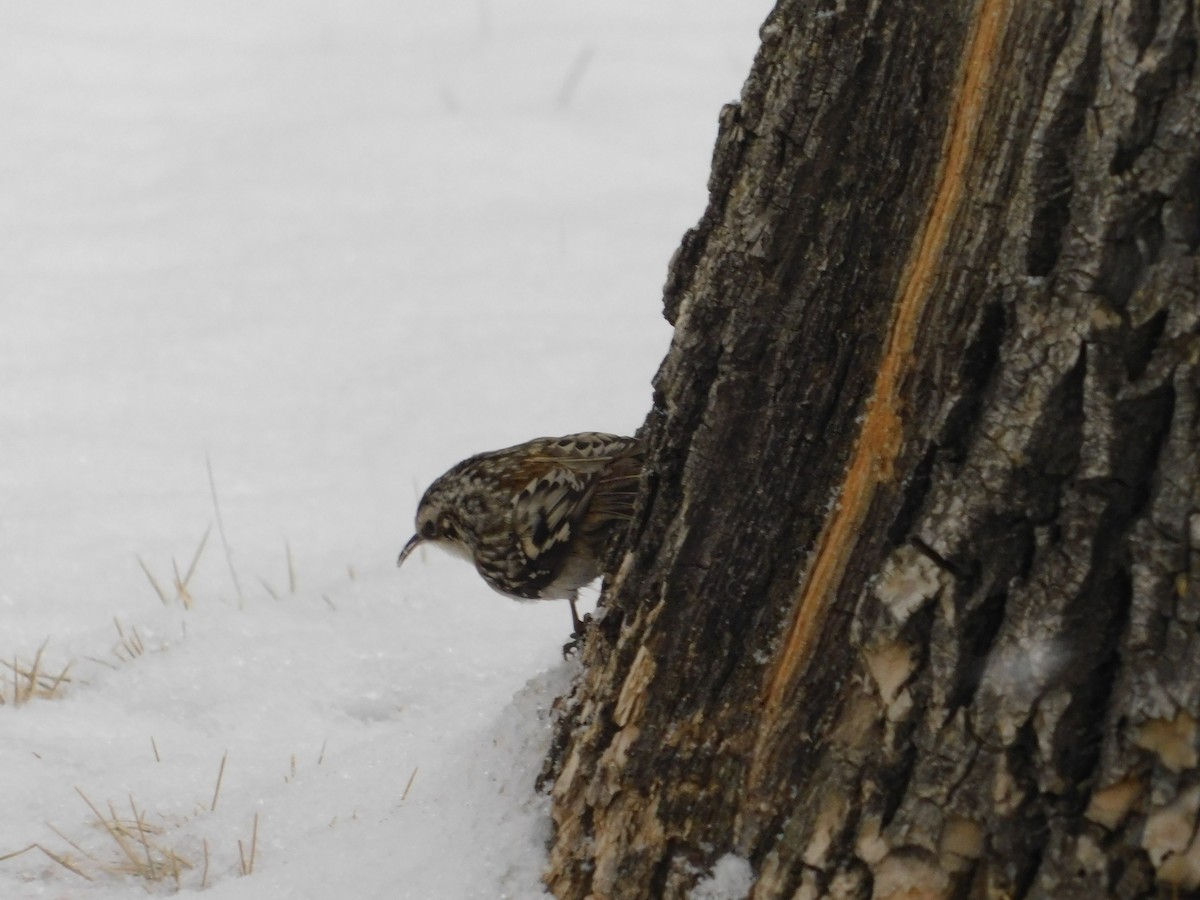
[561,612,593,659]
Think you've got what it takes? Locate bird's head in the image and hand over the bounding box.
[396,482,472,569]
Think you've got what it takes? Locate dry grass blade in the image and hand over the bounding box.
[46,821,99,863]
[232,813,261,877]
[286,540,297,594]
[37,843,94,881]
[211,752,228,811]
[401,767,419,802]
[252,813,259,872]
[128,795,156,880]
[172,558,193,610]
[179,524,212,606]
[27,640,45,701]
[0,842,93,881]
[4,654,24,705]
[167,848,181,888]
[0,844,36,863]
[201,838,210,890]
[207,455,244,603]
[44,661,73,697]
[137,556,171,605]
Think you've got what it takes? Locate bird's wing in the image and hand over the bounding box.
[511,466,594,563]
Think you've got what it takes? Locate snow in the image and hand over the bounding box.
[1,1,772,898]
[689,854,755,900]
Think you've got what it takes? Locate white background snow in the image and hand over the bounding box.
[1,2,771,897]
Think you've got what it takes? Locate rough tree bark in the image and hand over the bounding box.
[543,0,1200,898]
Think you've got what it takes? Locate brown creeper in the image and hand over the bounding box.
[396,433,643,634]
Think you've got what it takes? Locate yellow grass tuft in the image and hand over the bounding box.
[0,763,264,890]
[74,788,193,885]
[0,790,195,887]
[0,640,73,706]
[110,618,146,663]
[138,524,210,609]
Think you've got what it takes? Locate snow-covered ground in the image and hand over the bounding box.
[0,2,770,897]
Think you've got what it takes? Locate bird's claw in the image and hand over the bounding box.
[561,612,593,659]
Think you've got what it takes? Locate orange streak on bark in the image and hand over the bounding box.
[763,0,1012,712]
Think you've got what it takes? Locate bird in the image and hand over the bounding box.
[396,433,643,636]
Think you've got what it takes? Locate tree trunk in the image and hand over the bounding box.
[543,0,1200,898]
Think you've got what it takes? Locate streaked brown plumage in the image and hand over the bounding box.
[396,433,643,634]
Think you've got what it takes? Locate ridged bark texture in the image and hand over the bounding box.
[545,0,1200,897]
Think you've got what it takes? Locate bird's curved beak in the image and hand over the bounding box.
[396,534,423,568]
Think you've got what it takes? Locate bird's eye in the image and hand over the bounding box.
[421,520,437,539]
